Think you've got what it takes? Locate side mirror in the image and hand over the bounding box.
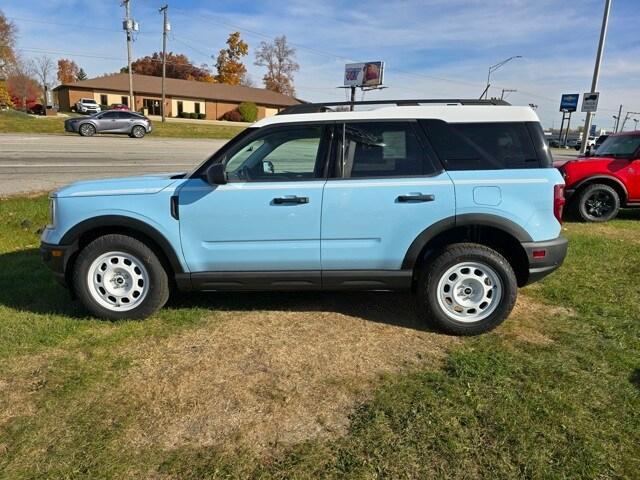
[205,163,227,185]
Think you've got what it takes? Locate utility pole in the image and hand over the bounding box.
[580,0,612,154]
[614,104,622,132]
[501,88,517,100]
[620,111,640,132]
[122,0,136,110]
[483,56,522,100]
[159,4,169,122]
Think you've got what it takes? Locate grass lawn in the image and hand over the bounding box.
[0,110,245,139]
[0,196,638,479]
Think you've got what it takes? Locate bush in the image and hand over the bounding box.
[221,109,243,122]
[238,102,258,122]
[198,113,206,120]
[190,112,198,119]
[179,112,190,118]
[99,104,109,111]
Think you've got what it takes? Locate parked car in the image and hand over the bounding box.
[574,136,597,151]
[41,100,567,335]
[110,103,130,111]
[75,98,101,114]
[548,138,561,148]
[64,111,152,138]
[27,103,45,115]
[557,130,640,222]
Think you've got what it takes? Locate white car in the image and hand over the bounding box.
[75,98,101,114]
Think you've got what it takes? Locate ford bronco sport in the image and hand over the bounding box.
[41,99,568,335]
[558,130,640,222]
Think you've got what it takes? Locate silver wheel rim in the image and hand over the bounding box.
[436,261,503,323]
[87,251,149,312]
[80,124,93,136]
[133,126,144,137]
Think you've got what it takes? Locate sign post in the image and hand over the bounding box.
[559,94,579,147]
[343,61,385,111]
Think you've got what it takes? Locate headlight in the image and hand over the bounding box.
[47,197,57,229]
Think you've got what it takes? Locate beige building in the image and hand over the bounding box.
[54,73,300,120]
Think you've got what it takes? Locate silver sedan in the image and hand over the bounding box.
[64,111,153,138]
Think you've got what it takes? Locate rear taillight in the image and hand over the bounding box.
[554,184,565,224]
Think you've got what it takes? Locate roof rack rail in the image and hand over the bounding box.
[278,98,511,115]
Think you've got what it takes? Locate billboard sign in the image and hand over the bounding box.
[581,92,599,113]
[559,93,579,112]
[344,61,384,87]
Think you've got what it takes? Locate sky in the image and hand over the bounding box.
[3,0,640,130]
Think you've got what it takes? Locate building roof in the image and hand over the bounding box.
[254,105,540,128]
[54,73,300,107]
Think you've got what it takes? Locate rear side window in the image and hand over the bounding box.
[422,120,541,170]
[338,122,433,178]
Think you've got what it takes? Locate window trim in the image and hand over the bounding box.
[327,120,441,181]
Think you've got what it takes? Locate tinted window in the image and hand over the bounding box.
[595,135,640,158]
[423,120,540,170]
[117,112,133,119]
[339,122,428,178]
[225,126,323,182]
[100,111,119,119]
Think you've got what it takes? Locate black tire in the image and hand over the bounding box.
[416,243,518,336]
[131,125,146,138]
[577,183,620,222]
[72,234,170,320]
[79,123,96,137]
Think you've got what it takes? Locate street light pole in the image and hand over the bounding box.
[484,56,522,99]
[122,0,135,110]
[159,4,168,123]
[580,0,612,154]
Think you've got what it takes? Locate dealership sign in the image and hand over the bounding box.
[344,62,385,87]
[581,92,599,113]
[559,94,579,112]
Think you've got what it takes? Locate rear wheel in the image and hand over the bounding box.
[577,183,620,222]
[416,243,517,335]
[72,234,169,320]
[79,123,96,137]
[131,125,146,138]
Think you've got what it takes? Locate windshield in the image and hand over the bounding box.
[83,99,97,104]
[595,135,640,158]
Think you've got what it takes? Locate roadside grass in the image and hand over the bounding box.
[0,110,244,139]
[0,196,638,479]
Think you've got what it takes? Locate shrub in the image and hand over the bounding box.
[198,113,206,120]
[99,104,109,111]
[190,112,198,119]
[221,109,242,122]
[179,112,190,118]
[238,102,258,122]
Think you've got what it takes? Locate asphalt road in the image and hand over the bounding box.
[0,134,580,197]
[0,134,227,196]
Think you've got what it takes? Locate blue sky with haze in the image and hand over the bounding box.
[3,0,639,129]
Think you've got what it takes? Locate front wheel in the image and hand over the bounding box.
[79,123,96,137]
[131,125,146,138]
[72,234,170,320]
[416,243,517,335]
[577,183,620,222]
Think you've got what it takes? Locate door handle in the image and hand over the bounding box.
[397,193,435,203]
[272,195,309,205]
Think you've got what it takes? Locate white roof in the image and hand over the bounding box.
[253,105,539,128]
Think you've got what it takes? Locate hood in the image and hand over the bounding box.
[53,172,186,198]
[555,155,617,169]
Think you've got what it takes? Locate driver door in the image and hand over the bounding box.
[178,124,331,285]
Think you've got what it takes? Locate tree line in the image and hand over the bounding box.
[0,10,299,112]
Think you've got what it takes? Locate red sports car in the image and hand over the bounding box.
[556,130,640,222]
[110,103,130,111]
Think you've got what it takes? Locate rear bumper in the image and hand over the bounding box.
[40,241,77,288]
[521,236,568,285]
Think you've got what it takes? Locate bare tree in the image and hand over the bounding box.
[30,55,55,105]
[254,36,299,96]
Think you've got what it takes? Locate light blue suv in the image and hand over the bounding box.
[40,99,568,335]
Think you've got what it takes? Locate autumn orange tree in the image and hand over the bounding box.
[125,52,213,82]
[0,10,17,68]
[57,58,80,84]
[214,32,248,85]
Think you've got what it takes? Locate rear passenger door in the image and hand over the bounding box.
[320,121,455,282]
[96,111,121,132]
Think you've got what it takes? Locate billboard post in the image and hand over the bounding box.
[343,62,385,111]
[558,94,579,147]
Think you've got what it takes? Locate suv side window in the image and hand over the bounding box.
[422,120,540,170]
[224,125,324,182]
[336,122,433,178]
[117,112,134,119]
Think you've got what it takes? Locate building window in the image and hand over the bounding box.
[195,102,200,114]
[121,96,128,106]
[100,94,107,106]
[177,101,183,116]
